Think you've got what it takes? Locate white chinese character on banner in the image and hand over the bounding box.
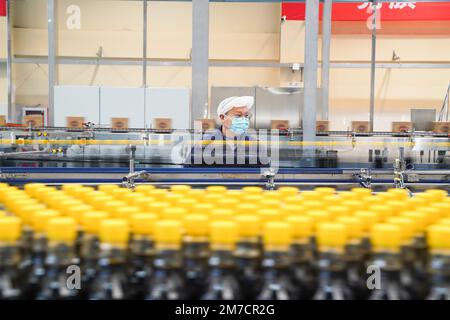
[389,2,416,10]
[357,2,383,13]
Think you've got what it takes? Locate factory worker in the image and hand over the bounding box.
[216,96,254,138]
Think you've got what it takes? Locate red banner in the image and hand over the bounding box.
[0,0,6,17]
[282,2,450,21]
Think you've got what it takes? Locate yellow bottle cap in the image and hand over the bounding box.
[187,189,206,199]
[353,210,381,232]
[340,200,362,214]
[32,210,61,232]
[154,220,183,244]
[371,224,402,252]
[369,205,394,220]
[385,216,415,243]
[242,186,264,195]
[193,203,214,216]
[258,209,282,223]
[336,216,364,240]
[224,190,244,201]
[217,198,240,209]
[0,217,22,242]
[327,206,350,219]
[122,193,145,205]
[210,221,238,246]
[438,218,450,226]
[66,204,94,223]
[175,198,197,211]
[387,188,409,200]
[210,208,234,222]
[416,192,440,203]
[425,189,447,202]
[316,223,347,249]
[259,199,281,210]
[147,189,168,200]
[314,187,335,196]
[363,196,384,206]
[183,214,209,237]
[15,204,47,225]
[206,186,227,194]
[113,207,141,220]
[384,200,409,213]
[302,200,322,210]
[301,191,321,201]
[97,185,120,193]
[162,207,188,220]
[377,192,399,202]
[82,211,110,234]
[427,224,450,250]
[306,210,332,226]
[134,185,156,194]
[131,213,158,236]
[431,202,450,219]
[263,191,283,201]
[132,197,154,210]
[235,203,259,215]
[99,219,130,245]
[146,202,169,217]
[351,188,372,198]
[110,188,132,200]
[416,207,442,224]
[401,211,428,232]
[242,194,263,204]
[203,194,224,204]
[170,185,191,194]
[283,196,304,206]
[285,215,313,239]
[46,217,77,243]
[323,195,344,206]
[164,193,184,206]
[263,222,292,247]
[338,191,359,201]
[235,214,261,238]
[278,187,299,197]
[7,199,39,215]
[282,205,306,217]
[88,196,115,210]
[405,197,427,210]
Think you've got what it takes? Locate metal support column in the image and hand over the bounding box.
[47,0,57,126]
[191,0,209,127]
[142,0,148,87]
[369,0,378,132]
[6,0,13,122]
[303,0,319,166]
[321,0,332,120]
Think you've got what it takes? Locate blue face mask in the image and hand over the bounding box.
[230,117,249,135]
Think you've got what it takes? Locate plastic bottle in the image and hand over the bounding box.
[257,222,299,300]
[313,223,354,300]
[146,220,186,300]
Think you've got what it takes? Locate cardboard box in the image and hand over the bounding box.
[316,120,329,132]
[66,117,85,129]
[111,118,129,130]
[432,122,450,134]
[352,121,370,133]
[154,118,172,130]
[271,120,289,130]
[195,119,216,132]
[23,115,44,128]
[392,121,412,133]
[0,115,6,126]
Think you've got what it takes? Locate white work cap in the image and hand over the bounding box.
[217,96,254,116]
